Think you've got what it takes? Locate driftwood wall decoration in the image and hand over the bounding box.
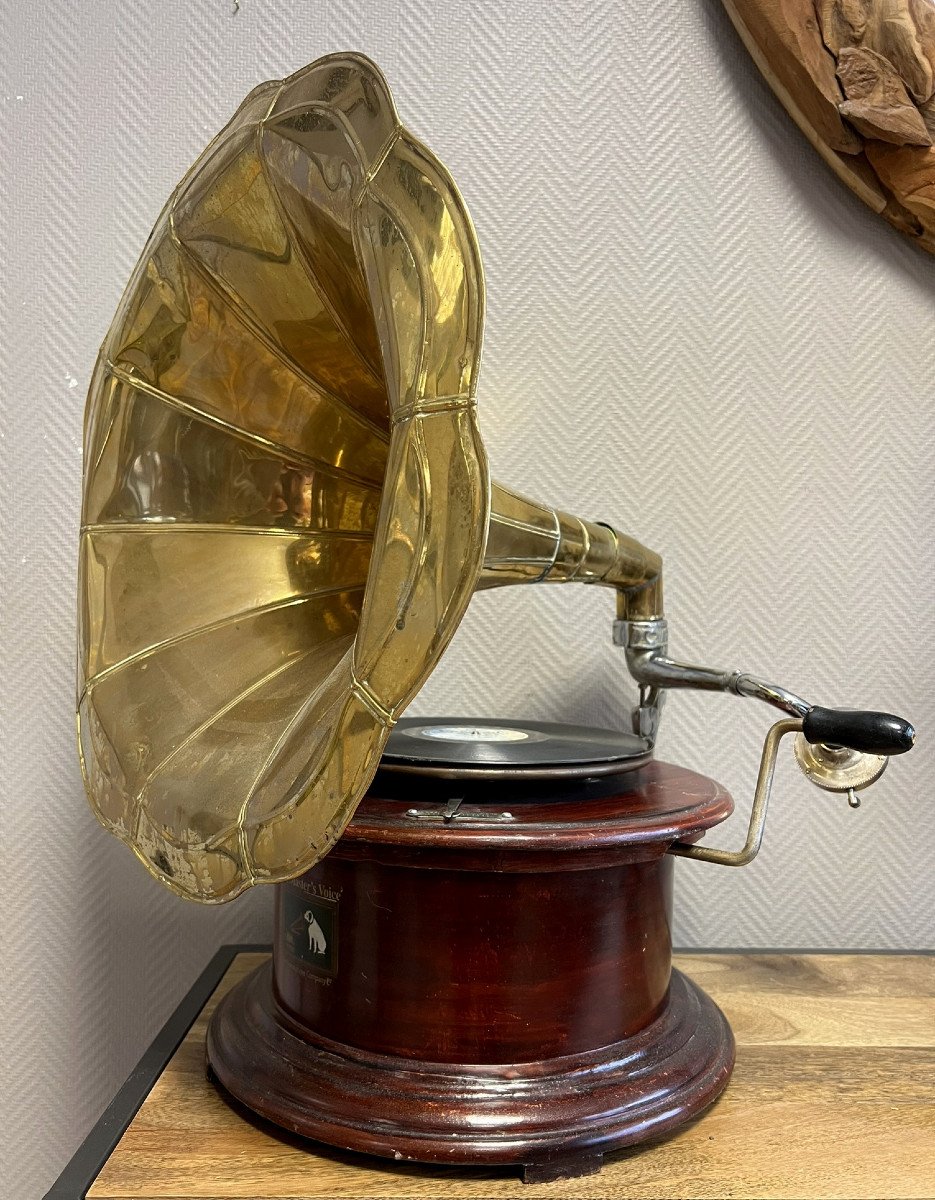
[723,0,935,253]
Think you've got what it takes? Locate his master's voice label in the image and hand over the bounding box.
[282,881,340,979]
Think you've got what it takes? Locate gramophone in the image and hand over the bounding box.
[78,54,915,1183]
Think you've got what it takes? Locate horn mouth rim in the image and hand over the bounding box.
[78,54,490,903]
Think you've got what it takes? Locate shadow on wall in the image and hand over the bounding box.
[60,819,271,1188]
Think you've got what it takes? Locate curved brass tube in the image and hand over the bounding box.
[479,483,663,621]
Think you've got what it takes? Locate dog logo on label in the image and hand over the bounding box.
[285,887,339,977]
[304,908,328,955]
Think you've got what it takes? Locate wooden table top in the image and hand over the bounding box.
[85,951,934,1200]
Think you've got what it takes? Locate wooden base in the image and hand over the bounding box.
[207,958,734,1178]
[206,758,737,1180]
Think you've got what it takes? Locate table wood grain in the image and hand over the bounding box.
[87,952,935,1200]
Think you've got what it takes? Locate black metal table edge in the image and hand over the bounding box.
[44,941,934,1199]
[44,942,271,1200]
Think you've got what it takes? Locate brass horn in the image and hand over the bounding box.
[78,53,913,904]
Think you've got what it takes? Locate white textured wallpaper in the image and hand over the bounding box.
[2,0,933,1195]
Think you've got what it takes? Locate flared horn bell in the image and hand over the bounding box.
[78,54,661,903]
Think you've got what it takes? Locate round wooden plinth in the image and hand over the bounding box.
[207,958,734,1181]
[208,757,736,1181]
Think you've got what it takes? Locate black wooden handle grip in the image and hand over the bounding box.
[802,707,915,756]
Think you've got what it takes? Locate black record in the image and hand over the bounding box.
[382,717,650,777]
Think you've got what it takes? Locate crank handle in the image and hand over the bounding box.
[669,706,915,867]
[669,718,800,867]
[800,707,914,756]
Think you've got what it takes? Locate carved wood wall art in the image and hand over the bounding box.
[723,0,935,252]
